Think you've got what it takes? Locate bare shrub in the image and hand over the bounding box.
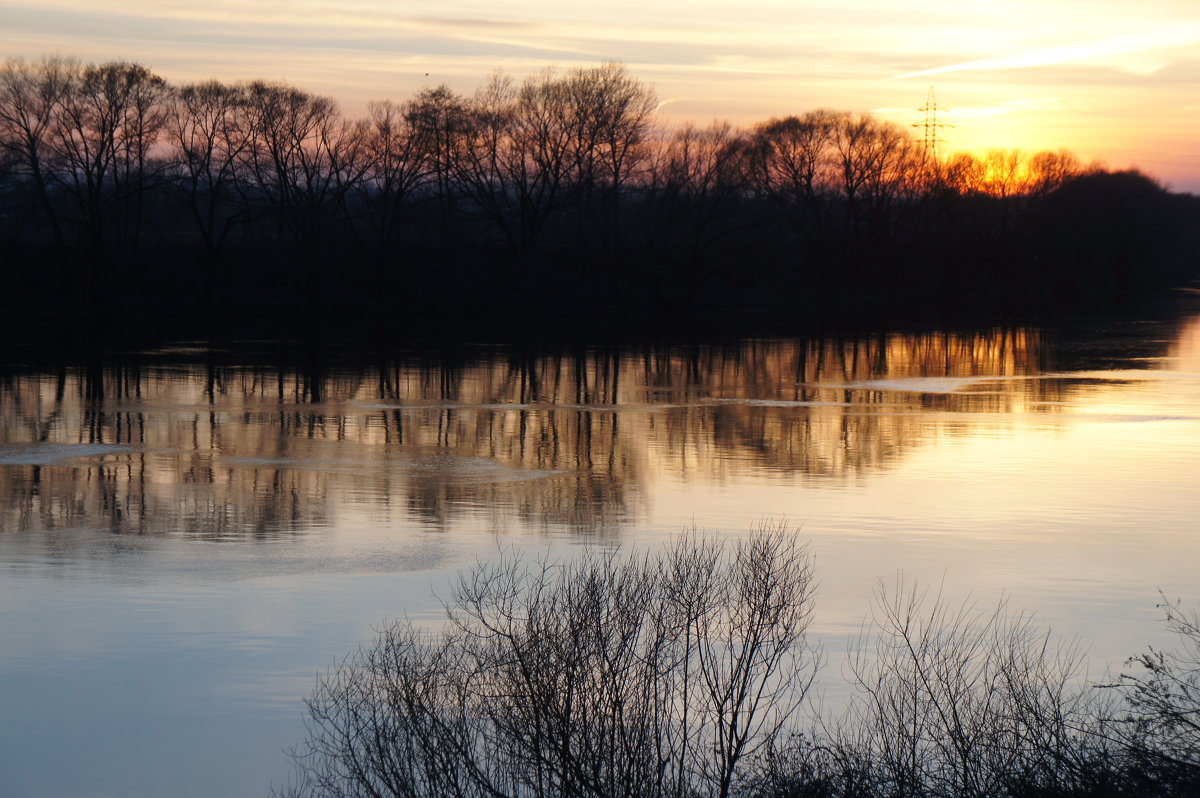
[1109,596,1200,794]
[834,580,1114,798]
[282,525,818,798]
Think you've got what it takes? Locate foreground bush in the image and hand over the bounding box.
[283,532,1200,798]
[742,583,1119,798]
[1107,596,1200,795]
[281,528,818,798]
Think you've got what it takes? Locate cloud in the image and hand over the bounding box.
[412,17,539,31]
[894,23,1200,79]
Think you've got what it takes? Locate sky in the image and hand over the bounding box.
[2,0,1198,191]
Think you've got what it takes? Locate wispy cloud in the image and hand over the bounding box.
[874,97,1064,119]
[894,23,1200,79]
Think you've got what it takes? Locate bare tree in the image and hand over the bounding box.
[939,152,988,197]
[166,79,252,302]
[450,72,525,253]
[448,64,656,260]
[353,98,433,276]
[0,56,78,252]
[239,81,368,303]
[1026,150,1082,198]
[405,84,471,242]
[167,81,251,240]
[479,67,580,255]
[562,62,656,255]
[747,111,839,242]
[48,60,170,296]
[829,114,921,243]
[641,121,751,304]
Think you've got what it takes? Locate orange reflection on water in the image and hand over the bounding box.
[643,329,1057,482]
[1,321,1188,538]
[1169,313,1200,372]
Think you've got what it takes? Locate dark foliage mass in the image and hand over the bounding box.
[1,56,1198,328]
[282,529,1200,798]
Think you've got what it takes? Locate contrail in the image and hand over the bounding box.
[894,23,1200,79]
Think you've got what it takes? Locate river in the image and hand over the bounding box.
[2,305,1199,796]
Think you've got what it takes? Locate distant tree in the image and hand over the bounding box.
[405,84,471,239]
[829,113,921,243]
[449,72,526,252]
[939,151,989,197]
[354,98,433,276]
[0,56,78,252]
[1026,150,1083,198]
[747,110,840,242]
[938,148,1084,201]
[239,81,367,302]
[451,64,656,260]
[166,79,252,302]
[48,60,170,297]
[480,67,582,254]
[645,120,750,280]
[1,52,1196,320]
[562,62,657,255]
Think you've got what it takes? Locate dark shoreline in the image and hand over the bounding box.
[3,284,1196,376]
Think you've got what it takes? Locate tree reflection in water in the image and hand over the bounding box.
[5,322,1186,541]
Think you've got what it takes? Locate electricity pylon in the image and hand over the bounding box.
[913,86,952,162]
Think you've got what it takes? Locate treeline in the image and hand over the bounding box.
[281,529,1200,798]
[1,56,1198,325]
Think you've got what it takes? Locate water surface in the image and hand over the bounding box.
[2,311,1200,797]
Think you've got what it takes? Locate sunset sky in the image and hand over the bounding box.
[3,0,1198,191]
